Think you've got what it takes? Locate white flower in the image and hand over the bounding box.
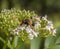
[19,25,25,30]
[45,21,54,31]
[36,22,41,27]
[42,15,47,21]
[26,25,39,38]
[26,26,32,33]
[45,26,51,31]
[52,29,56,36]
[13,28,19,35]
[13,25,26,35]
[33,16,41,22]
[32,30,39,37]
[48,21,53,26]
[35,17,40,22]
[28,33,34,40]
[34,22,41,30]
[48,21,53,29]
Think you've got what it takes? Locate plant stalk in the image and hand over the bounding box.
[39,37,45,49]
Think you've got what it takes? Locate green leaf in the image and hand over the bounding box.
[44,36,56,49]
[12,36,24,49]
[7,40,13,49]
[31,37,40,49]
[48,45,60,49]
[55,37,60,45]
[0,37,5,44]
[17,43,26,49]
[3,40,8,49]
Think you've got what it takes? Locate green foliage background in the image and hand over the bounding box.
[0,0,60,49]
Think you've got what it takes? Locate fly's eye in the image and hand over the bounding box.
[22,19,29,25]
[22,19,27,23]
[24,19,29,24]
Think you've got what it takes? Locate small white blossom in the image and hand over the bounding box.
[36,22,41,27]
[13,25,26,35]
[48,21,53,26]
[33,16,41,22]
[19,25,25,30]
[45,26,51,31]
[32,30,39,37]
[42,15,47,21]
[34,21,41,30]
[26,26,32,33]
[26,25,39,38]
[35,17,40,22]
[45,21,54,31]
[52,29,56,36]
[13,28,19,35]
[28,33,34,40]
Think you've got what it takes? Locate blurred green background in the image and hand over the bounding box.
[0,0,60,49]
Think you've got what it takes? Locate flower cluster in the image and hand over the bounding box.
[0,8,56,41]
[12,15,56,40]
[12,25,39,40]
[42,15,56,36]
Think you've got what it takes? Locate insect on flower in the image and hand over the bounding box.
[21,19,35,26]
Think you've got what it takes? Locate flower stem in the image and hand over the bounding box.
[39,37,45,49]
